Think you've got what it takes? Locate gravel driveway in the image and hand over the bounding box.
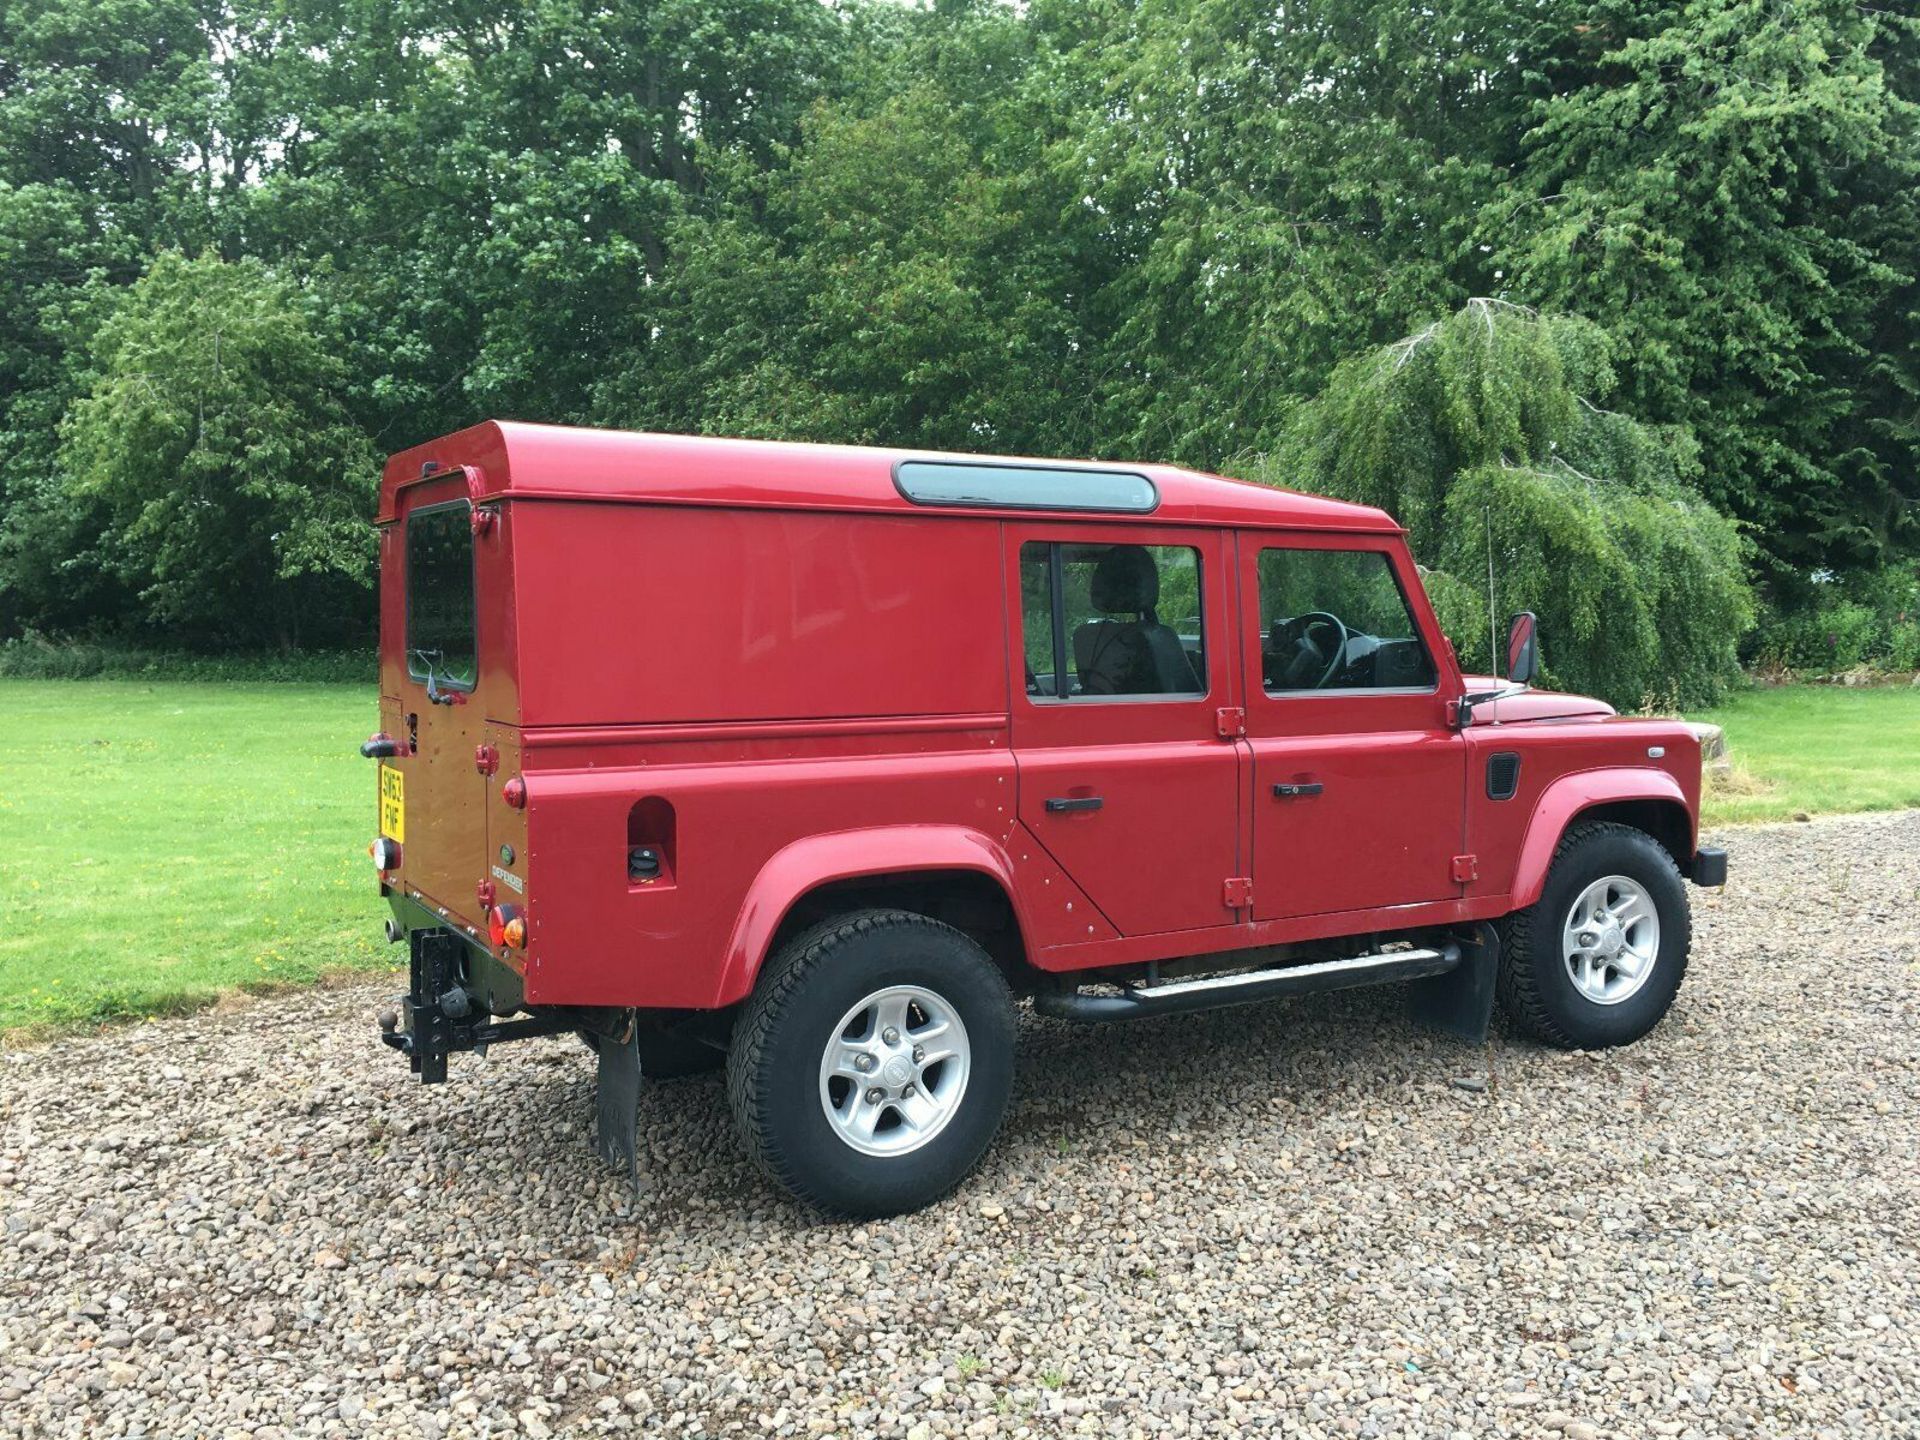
[4,812,1917,1438]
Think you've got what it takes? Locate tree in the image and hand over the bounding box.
[0,0,237,634]
[1049,0,1540,465]
[616,1,1106,454]
[1259,301,1753,708]
[242,0,848,441]
[60,251,377,646]
[1507,0,1920,579]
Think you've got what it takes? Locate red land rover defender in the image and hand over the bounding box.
[368,422,1727,1217]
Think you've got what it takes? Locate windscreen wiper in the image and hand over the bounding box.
[410,648,467,706]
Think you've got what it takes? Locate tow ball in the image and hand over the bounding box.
[378,927,647,1184]
[378,928,573,1082]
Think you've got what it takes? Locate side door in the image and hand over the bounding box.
[1007,524,1245,939]
[1242,534,1467,921]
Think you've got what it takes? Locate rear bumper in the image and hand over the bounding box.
[1687,845,1728,888]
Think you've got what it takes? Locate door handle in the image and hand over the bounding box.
[1272,782,1324,798]
[1045,796,1104,813]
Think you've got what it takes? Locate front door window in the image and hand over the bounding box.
[1258,548,1435,694]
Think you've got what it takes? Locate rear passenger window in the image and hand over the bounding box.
[1259,547,1435,693]
[1020,541,1206,698]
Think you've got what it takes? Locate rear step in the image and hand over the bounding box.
[1034,942,1463,1023]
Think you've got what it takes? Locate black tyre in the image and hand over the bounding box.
[1498,821,1690,1049]
[726,908,1016,1218]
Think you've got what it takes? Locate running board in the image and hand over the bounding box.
[1033,942,1461,1023]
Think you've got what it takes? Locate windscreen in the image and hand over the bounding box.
[405,503,477,690]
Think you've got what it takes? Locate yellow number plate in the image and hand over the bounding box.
[378,765,405,843]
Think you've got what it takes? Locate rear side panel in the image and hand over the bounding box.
[506,504,1005,727]
[519,742,1020,1009]
[494,499,1024,1009]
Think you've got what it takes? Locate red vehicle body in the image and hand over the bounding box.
[369,421,1725,1216]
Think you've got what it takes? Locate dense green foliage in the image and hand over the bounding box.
[2,0,1915,685]
[1263,303,1753,707]
[62,252,376,644]
[1748,566,1920,674]
[0,635,372,682]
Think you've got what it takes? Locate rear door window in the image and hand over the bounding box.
[1020,541,1206,698]
[406,503,477,690]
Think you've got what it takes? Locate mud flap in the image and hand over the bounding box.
[593,1026,643,1189]
[1407,922,1502,1044]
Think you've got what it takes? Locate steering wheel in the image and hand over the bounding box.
[1272,611,1349,689]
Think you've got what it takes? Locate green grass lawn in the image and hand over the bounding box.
[0,676,1913,1034]
[1696,683,1920,825]
[0,679,386,1034]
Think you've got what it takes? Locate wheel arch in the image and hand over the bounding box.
[713,827,1034,1008]
[1511,769,1693,910]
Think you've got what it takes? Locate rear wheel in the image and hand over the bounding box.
[726,909,1015,1217]
[1498,821,1690,1049]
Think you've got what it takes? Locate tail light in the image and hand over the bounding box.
[502,777,527,809]
[370,838,401,872]
[488,904,527,950]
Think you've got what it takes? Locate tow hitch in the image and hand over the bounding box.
[379,928,572,1082]
[378,926,646,1186]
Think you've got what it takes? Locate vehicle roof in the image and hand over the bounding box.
[377,420,1400,533]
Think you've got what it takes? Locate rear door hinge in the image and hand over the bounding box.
[1215,706,1246,739]
[1222,876,1253,909]
[1451,854,1479,883]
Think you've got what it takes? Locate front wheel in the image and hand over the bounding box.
[1498,821,1691,1049]
[726,909,1015,1217]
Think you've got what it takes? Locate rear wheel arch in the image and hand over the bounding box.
[768,870,1033,986]
[716,831,1035,1008]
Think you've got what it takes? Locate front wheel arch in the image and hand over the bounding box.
[1510,770,1694,910]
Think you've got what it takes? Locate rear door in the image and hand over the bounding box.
[378,482,492,930]
[1006,524,1244,938]
[1241,535,1467,920]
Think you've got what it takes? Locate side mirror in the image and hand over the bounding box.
[1505,611,1540,687]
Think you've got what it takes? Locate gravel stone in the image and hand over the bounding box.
[2,812,1916,1436]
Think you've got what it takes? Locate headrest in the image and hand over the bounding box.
[1090,546,1159,612]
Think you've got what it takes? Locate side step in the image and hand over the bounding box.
[1033,942,1462,1023]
